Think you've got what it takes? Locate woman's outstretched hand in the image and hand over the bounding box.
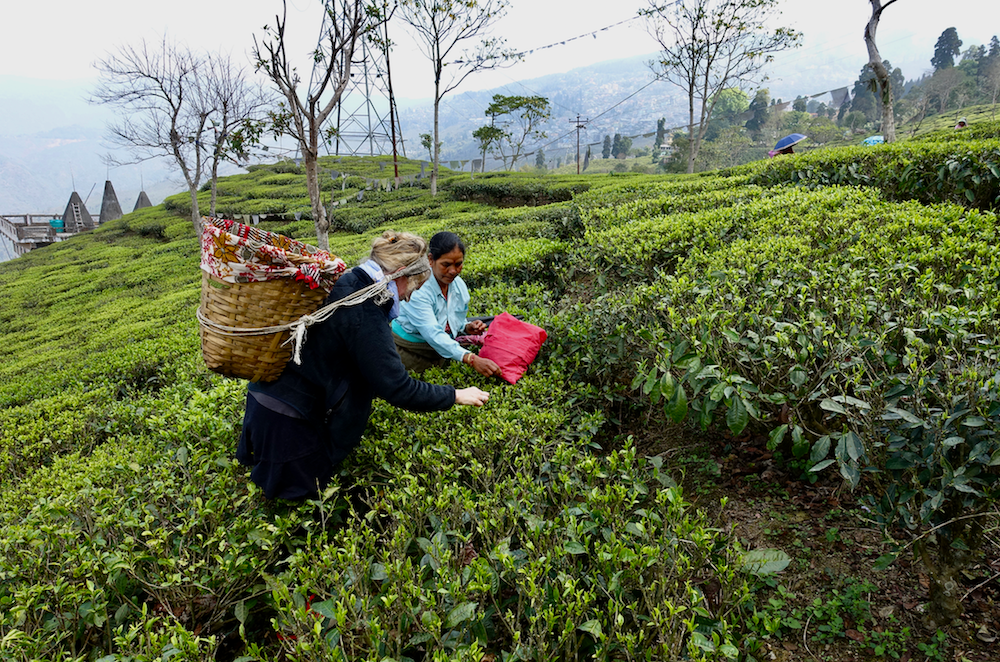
[469,354,501,378]
[455,387,490,407]
[465,319,488,334]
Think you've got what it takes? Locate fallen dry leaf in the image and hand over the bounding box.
[976,624,996,643]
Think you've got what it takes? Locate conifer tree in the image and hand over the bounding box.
[932,27,963,71]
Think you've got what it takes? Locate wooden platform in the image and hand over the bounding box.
[0,214,72,258]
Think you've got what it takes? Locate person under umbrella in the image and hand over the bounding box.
[768,133,807,157]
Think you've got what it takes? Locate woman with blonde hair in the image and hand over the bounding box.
[237,230,490,500]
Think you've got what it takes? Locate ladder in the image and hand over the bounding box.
[71,203,82,231]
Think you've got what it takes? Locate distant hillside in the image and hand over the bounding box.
[396,52,861,168]
[398,54,684,167]
[0,76,194,216]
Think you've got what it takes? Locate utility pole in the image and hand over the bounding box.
[570,115,590,174]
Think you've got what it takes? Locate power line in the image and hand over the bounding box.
[446,11,650,65]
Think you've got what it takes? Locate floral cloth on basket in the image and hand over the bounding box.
[200,217,346,291]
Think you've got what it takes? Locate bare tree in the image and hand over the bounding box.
[92,38,211,235]
[399,0,512,195]
[641,0,799,174]
[864,0,900,143]
[254,0,385,249]
[985,57,1000,119]
[925,67,967,113]
[202,53,274,217]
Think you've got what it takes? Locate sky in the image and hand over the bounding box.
[2,0,997,103]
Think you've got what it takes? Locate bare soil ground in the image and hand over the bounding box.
[633,422,1000,662]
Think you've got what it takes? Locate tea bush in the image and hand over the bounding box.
[568,173,1000,624]
[447,173,592,207]
[733,129,1000,211]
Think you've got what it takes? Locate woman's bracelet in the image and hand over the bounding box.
[463,353,475,366]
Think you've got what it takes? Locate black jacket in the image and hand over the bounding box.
[245,267,455,469]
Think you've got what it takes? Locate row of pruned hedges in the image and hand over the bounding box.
[730,125,1000,211]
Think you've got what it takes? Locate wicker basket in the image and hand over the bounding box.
[197,217,344,382]
[199,272,328,382]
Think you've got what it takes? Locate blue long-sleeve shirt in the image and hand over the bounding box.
[391,275,471,362]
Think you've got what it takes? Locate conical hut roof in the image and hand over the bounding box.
[99,181,123,225]
[61,191,94,233]
[133,191,152,212]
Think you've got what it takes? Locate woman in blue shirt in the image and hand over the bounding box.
[392,232,501,377]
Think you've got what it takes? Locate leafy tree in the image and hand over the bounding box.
[654,117,667,151]
[792,96,807,112]
[602,134,612,159]
[475,94,550,170]
[471,123,504,171]
[713,88,750,122]
[781,110,810,135]
[611,133,632,159]
[704,88,749,142]
[744,88,770,135]
[837,95,851,123]
[420,132,434,162]
[399,0,512,195]
[931,27,962,71]
[806,115,841,144]
[698,125,753,169]
[535,147,546,170]
[583,145,591,171]
[850,72,878,121]
[92,38,212,235]
[253,0,382,249]
[844,110,867,133]
[641,0,799,174]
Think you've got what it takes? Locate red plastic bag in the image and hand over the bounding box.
[478,312,547,384]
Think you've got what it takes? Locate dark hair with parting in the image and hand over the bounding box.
[428,231,466,260]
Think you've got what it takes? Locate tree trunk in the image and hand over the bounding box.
[304,151,329,250]
[432,81,441,196]
[189,187,202,236]
[210,158,220,217]
[866,0,899,143]
[686,86,696,174]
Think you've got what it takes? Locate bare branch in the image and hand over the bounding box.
[252,0,385,248]
[642,0,800,173]
[91,37,212,234]
[398,0,514,193]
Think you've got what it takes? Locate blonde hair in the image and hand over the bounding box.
[369,231,430,286]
